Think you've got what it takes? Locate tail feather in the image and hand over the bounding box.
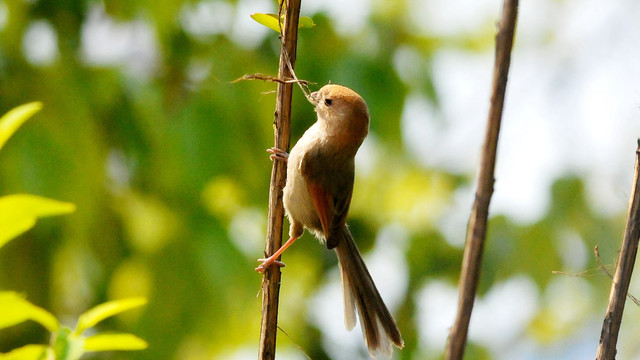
[335,226,404,358]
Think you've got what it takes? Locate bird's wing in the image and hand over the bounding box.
[306,181,334,237]
[301,148,353,249]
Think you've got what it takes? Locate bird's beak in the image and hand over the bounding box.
[310,91,319,105]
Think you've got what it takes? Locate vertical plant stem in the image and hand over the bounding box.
[258,1,302,359]
[596,140,640,360]
[445,0,518,359]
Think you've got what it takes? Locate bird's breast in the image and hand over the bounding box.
[283,140,323,234]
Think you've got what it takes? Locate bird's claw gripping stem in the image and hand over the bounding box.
[255,256,285,272]
[266,147,289,162]
[255,235,299,272]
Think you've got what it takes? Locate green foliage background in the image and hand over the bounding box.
[0,0,635,359]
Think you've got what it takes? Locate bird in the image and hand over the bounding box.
[256,84,404,358]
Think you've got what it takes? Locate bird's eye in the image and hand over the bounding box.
[324,98,333,106]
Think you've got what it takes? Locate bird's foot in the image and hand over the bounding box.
[266,147,289,162]
[255,256,286,272]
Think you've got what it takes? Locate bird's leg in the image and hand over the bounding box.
[257,149,293,272]
[266,147,289,162]
[255,235,299,272]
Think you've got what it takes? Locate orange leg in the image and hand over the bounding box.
[255,235,299,272]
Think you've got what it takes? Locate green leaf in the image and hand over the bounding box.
[0,195,76,249]
[84,334,148,352]
[299,16,315,29]
[0,102,42,151]
[250,13,315,32]
[0,292,59,333]
[53,328,84,360]
[75,297,147,335]
[0,345,53,360]
[251,13,281,32]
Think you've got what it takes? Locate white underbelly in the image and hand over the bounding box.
[283,162,318,230]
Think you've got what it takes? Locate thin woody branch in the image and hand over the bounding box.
[445,0,519,359]
[596,140,640,360]
[258,0,302,359]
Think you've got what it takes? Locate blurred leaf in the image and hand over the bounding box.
[0,344,53,360]
[84,333,148,352]
[108,260,152,305]
[0,292,59,333]
[406,231,462,287]
[116,191,179,253]
[251,13,281,32]
[201,176,246,220]
[251,13,315,32]
[528,277,593,344]
[0,194,76,248]
[299,17,316,29]
[483,215,561,292]
[352,164,455,230]
[0,102,42,151]
[75,297,147,335]
[53,328,84,360]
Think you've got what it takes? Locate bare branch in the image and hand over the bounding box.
[258,0,303,359]
[596,140,640,360]
[445,0,519,359]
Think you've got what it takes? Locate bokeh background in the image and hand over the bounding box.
[1,0,640,359]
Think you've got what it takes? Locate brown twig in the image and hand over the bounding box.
[258,0,302,359]
[231,73,310,86]
[552,246,640,307]
[594,245,640,308]
[445,0,519,359]
[595,246,613,277]
[596,140,640,360]
[233,48,315,104]
[551,246,616,278]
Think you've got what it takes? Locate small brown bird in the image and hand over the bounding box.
[256,84,404,357]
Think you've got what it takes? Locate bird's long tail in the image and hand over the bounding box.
[334,226,404,358]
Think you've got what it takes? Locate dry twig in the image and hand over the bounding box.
[594,246,640,308]
[552,246,640,307]
[232,73,310,86]
[596,140,640,360]
[445,0,519,358]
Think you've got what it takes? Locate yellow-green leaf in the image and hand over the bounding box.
[0,344,53,360]
[250,13,315,32]
[250,13,281,32]
[0,102,42,151]
[0,195,76,249]
[75,297,147,335]
[299,16,315,29]
[53,328,84,360]
[0,292,60,333]
[84,334,148,352]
